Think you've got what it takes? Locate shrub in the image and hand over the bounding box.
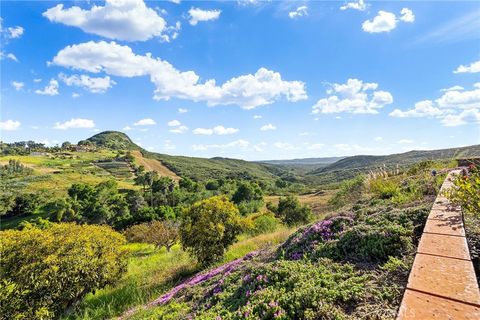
[271,195,312,226]
[180,196,243,265]
[248,212,279,235]
[0,223,127,319]
[368,177,400,199]
[329,175,365,208]
[124,220,179,251]
[231,182,263,204]
[446,166,480,217]
[237,199,264,215]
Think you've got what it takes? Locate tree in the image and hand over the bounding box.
[180,196,243,265]
[270,195,312,227]
[231,182,263,204]
[124,220,179,252]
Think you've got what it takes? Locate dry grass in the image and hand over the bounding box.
[131,151,180,181]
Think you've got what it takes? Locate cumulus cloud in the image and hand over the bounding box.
[169,125,188,133]
[260,124,276,131]
[340,0,367,11]
[362,8,414,33]
[51,41,307,109]
[440,85,464,92]
[168,119,181,126]
[0,52,18,62]
[7,26,24,39]
[312,78,393,114]
[43,0,177,42]
[288,6,308,19]
[134,118,156,126]
[390,83,480,126]
[253,115,262,119]
[193,125,239,135]
[11,81,24,91]
[192,139,249,151]
[188,7,221,26]
[59,73,116,93]
[399,8,415,23]
[35,79,59,96]
[178,108,188,113]
[54,118,95,130]
[0,119,21,131]
[454,60,480,74]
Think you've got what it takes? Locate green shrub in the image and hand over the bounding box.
[237,199,264,215]
[124,220,179,251]
[270,195,312,227]
[248,212,279,235]
[446,166,480,217]
[180,196,243,265]
[329,175,365,208]
[368,177,400,199]
[0,223,127,319]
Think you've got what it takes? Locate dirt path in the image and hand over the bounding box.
[131,151,180,181]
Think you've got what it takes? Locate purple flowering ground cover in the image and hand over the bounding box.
[128,200,431,320]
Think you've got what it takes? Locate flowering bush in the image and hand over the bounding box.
[446,165,480,217]
[0,223,127,319]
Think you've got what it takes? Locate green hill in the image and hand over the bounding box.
[85,131,141,150]
[308,144,480,183]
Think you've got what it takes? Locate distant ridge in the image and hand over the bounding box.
[310,144,480,176]
[259,157,344,166]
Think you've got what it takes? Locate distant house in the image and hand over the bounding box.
[30,151,49,156]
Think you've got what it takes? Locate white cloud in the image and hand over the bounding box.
[441,109,480,127]
[123,126,132,131]
[1,52,18,62]
[390,83,480,126]
[168,119,181,126]
[260,123,276,131]
[52,41,307,109]
[334,143,375,153]
[398,139,414,144]
[374,136,383,142]
[312,78,393,114]
[192,139,249,151]
[54,118,95,130]
[72,92,80,98]
[7,26,24,39]
[178,108,188,113]
[390,100,444,118]
[306,143,324,150]
[193,125,239,135]
[169,125,188,133]
[253,115,262,119]
[274,142,297,150]
[188,7,221,26]
[253,142,267,152]
[288,6,308,19]
[134,118,156,126]
[43,0,174,42]
[362,8,414,33]
[0,119,21,131]
[440,85,464,92]
[164,140,176,150]
[11,81,24,91]
[362,11,397,33]
[399,8,415,23]
[340,0,367,11]
[59,73,116,93]
[33,78,42,83]
[35,79,59,96]
[454,60,480,74]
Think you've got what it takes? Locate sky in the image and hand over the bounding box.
[1,0,479,160]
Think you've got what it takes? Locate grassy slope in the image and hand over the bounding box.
[67,228,294,320]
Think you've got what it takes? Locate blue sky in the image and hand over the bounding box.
[1,0,479,160]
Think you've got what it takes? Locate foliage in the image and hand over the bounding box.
[446,165,480,217]
[0,159,33,178]
[245,212,280,236]
[180,196,244,265]
[231,182,263,204]
[328,175,365,208]
[124,220,179,251]
[279,204,429,263]
[0,223,127,319]
[269,195,312,226]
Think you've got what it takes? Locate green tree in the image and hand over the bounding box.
[231,182,263,204]
[270,195,312,226]
[180,196,243,265]
[124,220,179,252]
